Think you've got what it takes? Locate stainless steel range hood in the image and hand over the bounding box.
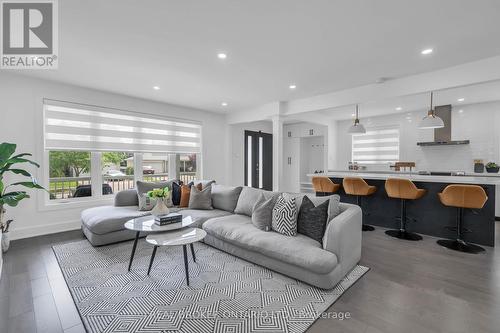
[417,105,470,146]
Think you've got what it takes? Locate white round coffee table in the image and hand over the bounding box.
[124,215,194,271]
[145,227,207,285]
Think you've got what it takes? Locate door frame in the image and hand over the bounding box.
[244,130,273,190]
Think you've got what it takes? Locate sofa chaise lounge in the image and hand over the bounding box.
[81,185,362,289]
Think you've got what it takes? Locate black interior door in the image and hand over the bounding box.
[244,130,273,190]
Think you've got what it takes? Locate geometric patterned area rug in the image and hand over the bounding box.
[53,239,368,333]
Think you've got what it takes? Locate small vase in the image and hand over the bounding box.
[1,232,10,253]
[152,198,170,217]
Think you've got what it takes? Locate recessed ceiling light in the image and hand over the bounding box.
[421,48,433,55]
[221,102,228,106]
[458,109,464,113]
[217,53,227,59]
[351,113,356,117]
[457,98,465,102]
[395,107,403,111]
[289,84,297,89]
[153,86,160,90]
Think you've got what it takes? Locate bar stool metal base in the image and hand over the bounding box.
[362,224,375,231]
[385,229,422,241]
[385,198,422,241]
[436,239,485,254]
[354,196,376,232]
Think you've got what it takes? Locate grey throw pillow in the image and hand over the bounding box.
[138,194,157,211]
[188,185,213,210]
[136,180,174,207]
[297,196,329,243]
[192,179,216,189]
[234,187,278,216]
[272,194,298,236]
[211,185,242,212]
[251,193,275,231]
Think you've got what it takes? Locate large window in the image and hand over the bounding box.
[101,152,134,195]
[351,126,400,165]
[177,154,197,184]
[49,151,91,199]
[43,100,202,203]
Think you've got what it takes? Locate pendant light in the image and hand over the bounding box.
[348,104,366,134]
[418,92,444,129]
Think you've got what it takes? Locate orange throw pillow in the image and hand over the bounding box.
[179,183,202,207]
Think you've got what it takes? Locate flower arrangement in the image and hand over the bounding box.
[147,187,171,217]
[147,187,171,199]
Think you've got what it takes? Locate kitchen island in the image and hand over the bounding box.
[308,171,500,247]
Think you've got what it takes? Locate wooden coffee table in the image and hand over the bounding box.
[145,227,207,286]
[124,215,194,271]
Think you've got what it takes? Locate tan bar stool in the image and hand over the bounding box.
[437,184,487,254]
[385,178,426,241]
[343,177,377,231]
[312,176,340,196]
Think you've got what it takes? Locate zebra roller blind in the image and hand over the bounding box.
[351,126,400,165]
[43,100,202,153]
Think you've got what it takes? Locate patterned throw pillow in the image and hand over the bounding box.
[297,196,329,243]
[138,194,157,211]
[272,194,298,236]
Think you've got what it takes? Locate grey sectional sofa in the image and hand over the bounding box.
[81,185,362,289]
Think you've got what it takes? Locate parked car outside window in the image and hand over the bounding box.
[143,166,155,174]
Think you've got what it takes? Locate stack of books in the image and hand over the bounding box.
[154,213,183,226]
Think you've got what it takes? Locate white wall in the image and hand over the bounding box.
[335,101,500,172]
[0,73,228,240]
[228,121,273,186]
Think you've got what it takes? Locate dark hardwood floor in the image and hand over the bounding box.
[1,224,499,333]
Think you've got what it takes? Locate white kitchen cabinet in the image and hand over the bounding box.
[283,136,301,193]
[300,124,324,137]
[283,122,327,193]
[286,123,324,138]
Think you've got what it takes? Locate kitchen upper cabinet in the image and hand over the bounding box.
[285,123,301,138]
[285,123,324,138]
[300,124,324,137]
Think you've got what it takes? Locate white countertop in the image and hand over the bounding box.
[308,170,500,185]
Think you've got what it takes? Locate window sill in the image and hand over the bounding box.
[39,196,115,212]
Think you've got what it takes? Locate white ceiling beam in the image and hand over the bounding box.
[282,113,332,126]
[227,101,284,124]
[285,55,500,115]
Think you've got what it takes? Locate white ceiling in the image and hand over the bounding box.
[309,79,500,121]
[11,0,500,113]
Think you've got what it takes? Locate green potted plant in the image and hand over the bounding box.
[147,187,171,217]
[1,142,47,252]
[485,162,499,173]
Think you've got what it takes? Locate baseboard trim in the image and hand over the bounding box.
[10,219,81,241]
